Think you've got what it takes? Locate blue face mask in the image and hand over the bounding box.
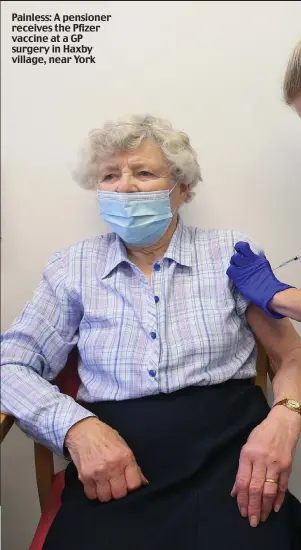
[97,182,178,247]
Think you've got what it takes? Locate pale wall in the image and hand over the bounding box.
[1,1,301,549]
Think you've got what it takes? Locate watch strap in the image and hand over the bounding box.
[273,399,301,416]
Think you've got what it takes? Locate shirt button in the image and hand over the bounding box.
[153,263,160,271]
[148,369,157,377]
[150,331,157,340]
[154,296,159,303]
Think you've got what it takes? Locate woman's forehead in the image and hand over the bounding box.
[100,140,168,170]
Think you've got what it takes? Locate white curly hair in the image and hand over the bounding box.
[72,114,202,202]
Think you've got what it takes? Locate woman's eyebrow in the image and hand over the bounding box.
[100,160,160,172]
[100,164,119,173]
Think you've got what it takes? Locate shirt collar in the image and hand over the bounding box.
[100,215,192,280]
[163,216,193,267]
[100,235,130,280]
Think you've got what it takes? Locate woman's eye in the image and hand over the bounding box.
[139,170,154,177]
[103,174,115,181]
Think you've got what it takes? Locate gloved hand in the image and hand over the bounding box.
[227,241,294,319]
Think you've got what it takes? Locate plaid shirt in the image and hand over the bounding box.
[1,217,262,456]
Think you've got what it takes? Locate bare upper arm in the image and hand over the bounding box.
[246,304,301,369]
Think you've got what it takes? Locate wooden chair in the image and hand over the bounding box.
[0,341,274,550]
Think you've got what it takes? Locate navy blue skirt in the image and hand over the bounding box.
[43,380,301,549]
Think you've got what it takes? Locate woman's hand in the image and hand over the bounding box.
[232,406,301,527]
[65,417,148,502]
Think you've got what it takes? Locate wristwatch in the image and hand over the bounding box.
[273,399,301,416]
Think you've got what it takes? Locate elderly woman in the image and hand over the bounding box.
[1,114,301,550]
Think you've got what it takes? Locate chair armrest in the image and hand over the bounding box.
[0,413,15,443]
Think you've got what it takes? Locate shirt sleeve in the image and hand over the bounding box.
[0,251,96,456]
[230,231,265,318]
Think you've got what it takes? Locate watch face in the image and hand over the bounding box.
[287,400,300,409]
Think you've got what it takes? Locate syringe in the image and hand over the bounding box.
[273,255,301,271]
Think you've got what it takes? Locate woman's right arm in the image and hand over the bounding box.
[269,288,301,322]
[0,251,96,456]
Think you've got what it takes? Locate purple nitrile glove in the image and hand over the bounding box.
[226,241,294,319]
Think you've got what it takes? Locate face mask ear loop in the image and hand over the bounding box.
[169,180,178,196]
[169,181,180,217]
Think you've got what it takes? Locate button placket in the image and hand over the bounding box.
[152,262,161,308]
[145,261,162,381]
[151,262,162,340]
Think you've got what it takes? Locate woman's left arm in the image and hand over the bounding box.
[232,305,301,528]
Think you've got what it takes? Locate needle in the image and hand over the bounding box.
[274,255,301,270]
